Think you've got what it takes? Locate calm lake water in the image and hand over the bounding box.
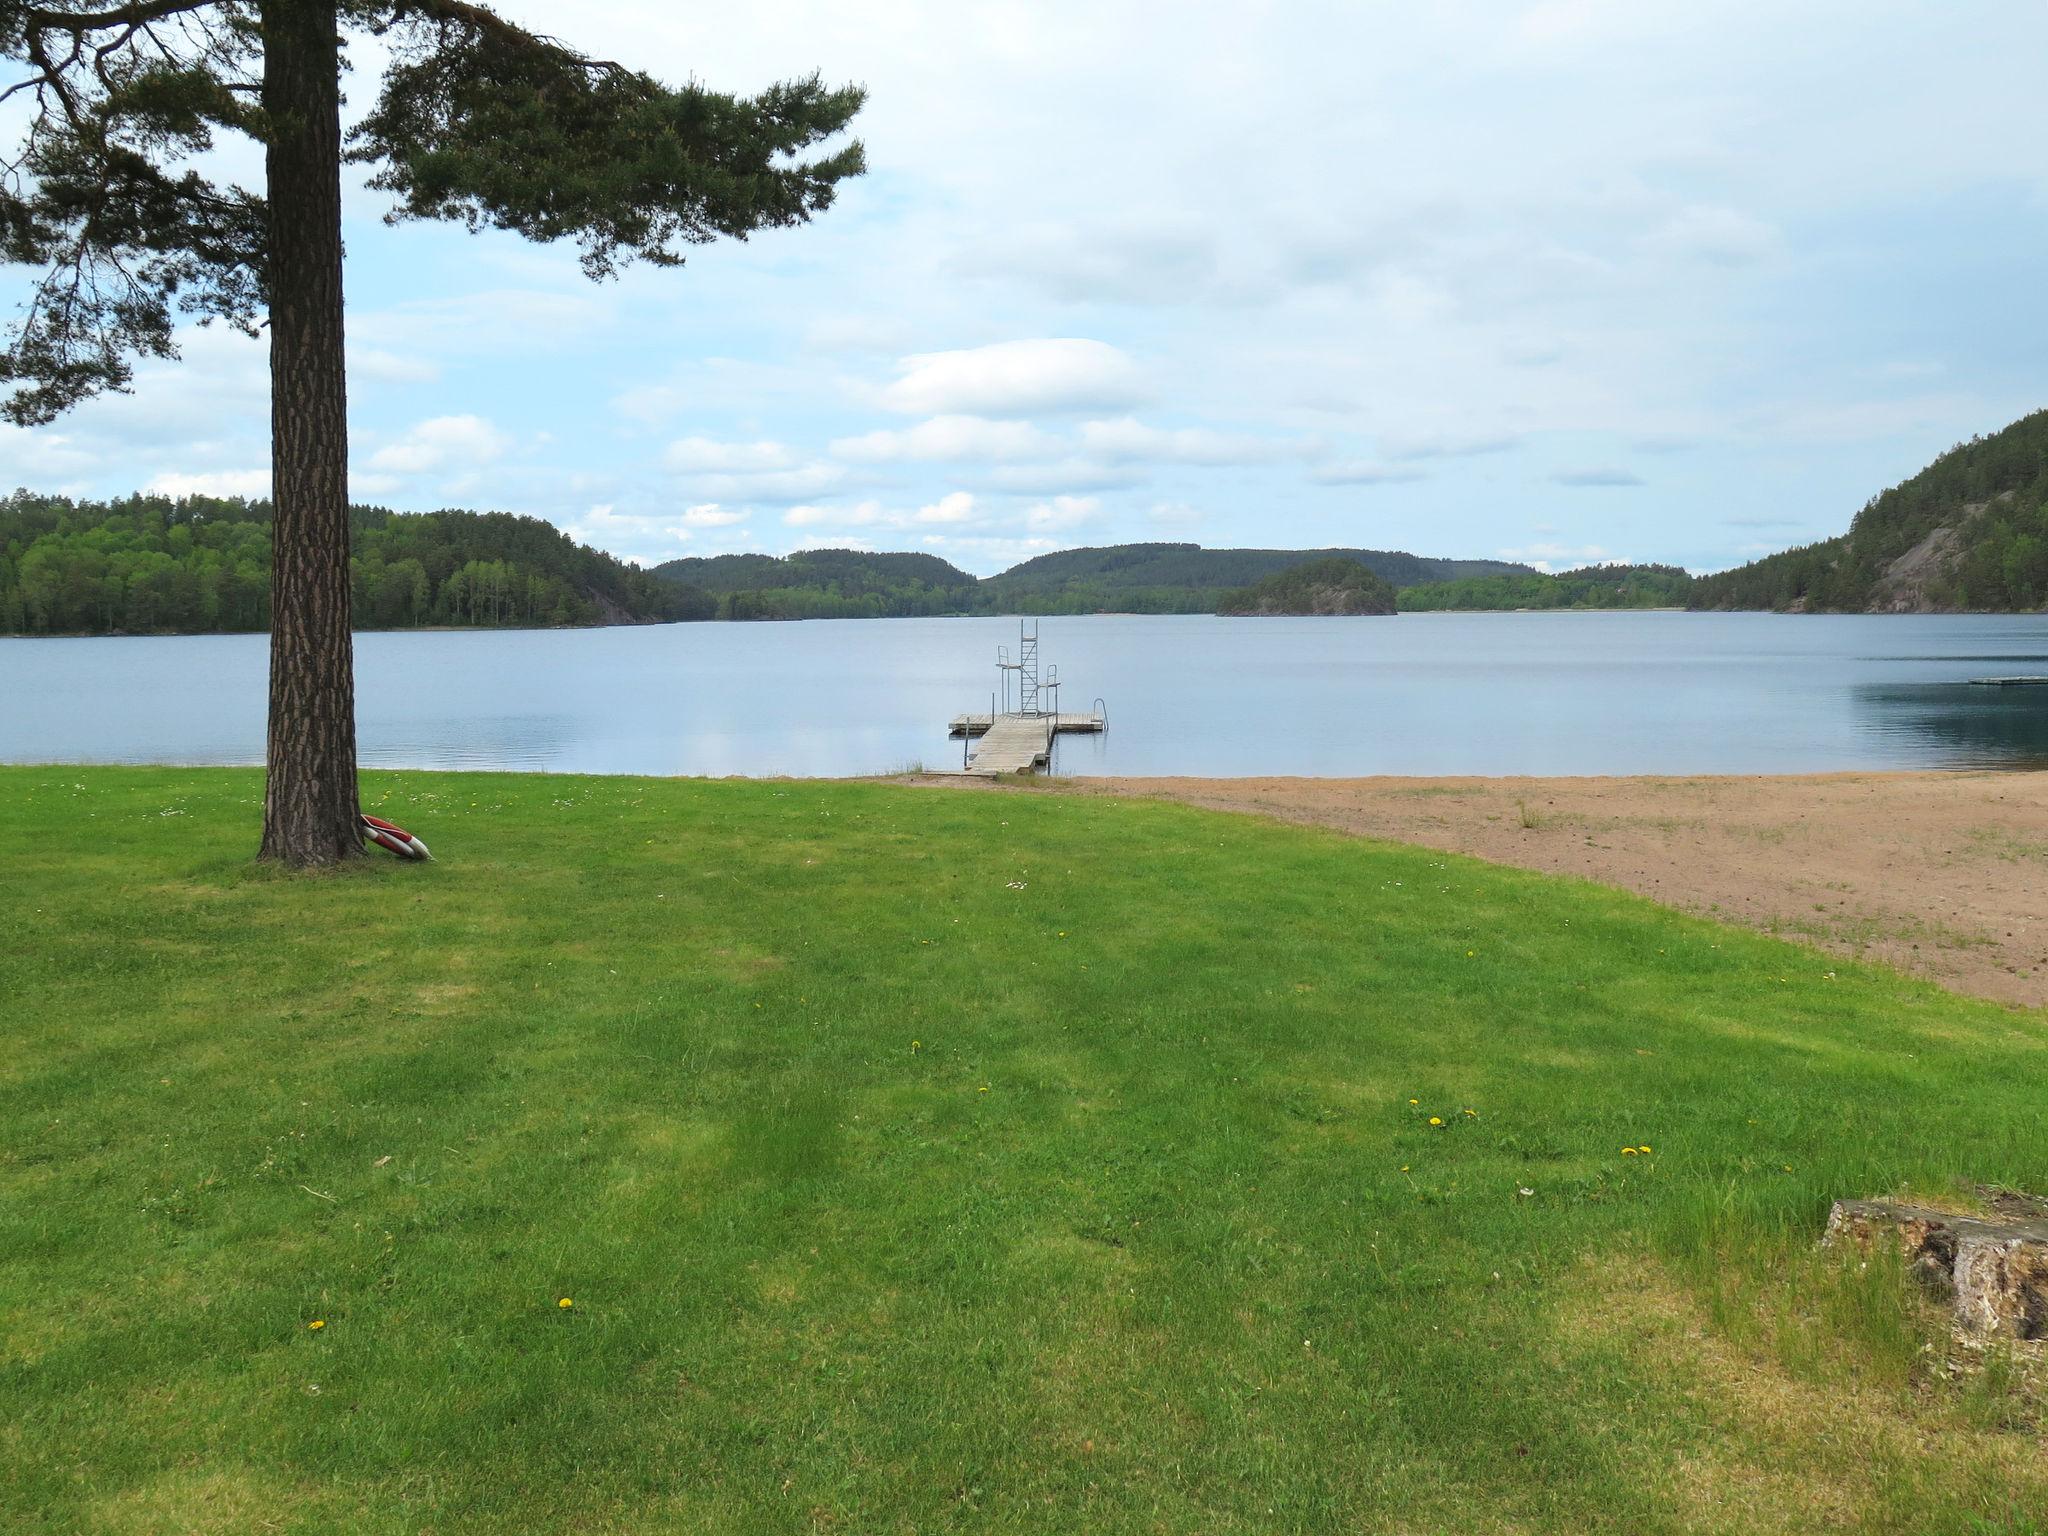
[6,612,2048,777]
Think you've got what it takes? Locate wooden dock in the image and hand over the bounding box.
[1969,676,2048,687]
[948,712,1105,737]
[950,622,1105,775]
[949,711,1106,776]
[960,713,1057,775]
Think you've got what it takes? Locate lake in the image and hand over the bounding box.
[6,612,2048,778]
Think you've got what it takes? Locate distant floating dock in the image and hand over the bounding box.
[948,713,1105,737]
[948,622,1106,776]
[1968,676,2048,687]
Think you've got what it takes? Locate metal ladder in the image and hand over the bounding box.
[1018,621,1041,715]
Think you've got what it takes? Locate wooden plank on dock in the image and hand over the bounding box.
[949,712,1104,737]
[964,713,1054,775]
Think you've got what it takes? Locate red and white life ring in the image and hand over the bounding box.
[361,813,432,861]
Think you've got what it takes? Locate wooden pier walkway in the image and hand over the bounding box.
[947,710,1106,777]
[961,713,1057,775]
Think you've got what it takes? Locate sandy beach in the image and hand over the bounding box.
[935,770,2048,1010]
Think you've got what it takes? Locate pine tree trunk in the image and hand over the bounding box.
[258,0,361,866]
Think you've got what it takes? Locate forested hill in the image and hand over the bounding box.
[1402,563,1695,612]
[647,548,977,620]
[0,492,696,636]
[1690,409,2048,611]
[648,541,1537,619]
[1218,557,1398,616]
[973,542,1532,614]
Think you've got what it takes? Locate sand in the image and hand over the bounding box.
[1015,771,2048,1010]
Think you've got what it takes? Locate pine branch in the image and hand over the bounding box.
[374,0,625,75]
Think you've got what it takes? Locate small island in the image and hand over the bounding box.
[1217,556,1398,616]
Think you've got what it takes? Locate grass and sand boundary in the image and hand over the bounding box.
[984,769,2048,1010]
[4,764,2046,1532]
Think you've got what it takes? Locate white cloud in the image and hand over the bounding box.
[1550,467,1645,487]
[782,504,848,528]
[1517,0,1610,44]
[783,491,979,530]
[679,504,750,527]
[1382,432,1521,462]
[803,315,906,355]
[1025,494,1101,531]
[349,347,441,385]
[1642,206,1781,268]
[916,490,977,523]
[1498,542,1627,573]
[983,460,1145,494]
[146,469,270,499]
[351,288,609,355]
[1312,462,1428,486]
[879,339,1147,417]
[560,502,756,563]
[830,415,1059,464]
[658,433,844,501]
[1077,417,1298,466]
[683,466,847,502]
[664,438,796,473]
[946,221,1228,306]
[368,414,513,475]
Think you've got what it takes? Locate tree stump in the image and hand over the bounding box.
[1825,1198,2048,1340]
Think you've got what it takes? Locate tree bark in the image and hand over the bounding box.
[259,0,360,865]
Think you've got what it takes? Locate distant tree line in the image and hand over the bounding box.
[0,492,700,636]
[650,542,1536,618]
[1219,557,1398,615]
[661,548,976,620]
[1400,564,1695,612]
[50,457,2048,638]
[969,542,1528,611]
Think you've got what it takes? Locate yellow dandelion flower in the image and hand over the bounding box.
[979,1085,990,1093]
[1408,1098,1419,1105]
[1463,1109,1478,1118]
[1621,1147,1638,1156]
[1400,1165,1410,1172]
[308,1319,325,1330]
[1429,1116,1443,1126]
[1638,1145,1651,1154]
[558,1297,574,1309]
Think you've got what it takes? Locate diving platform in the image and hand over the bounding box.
[948,622,1106,776]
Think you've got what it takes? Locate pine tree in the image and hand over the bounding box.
[2,2,865,863]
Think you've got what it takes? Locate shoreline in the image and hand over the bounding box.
[911,767,2048,1010]
[6,605,2042,642]
[9,753,2045,1007]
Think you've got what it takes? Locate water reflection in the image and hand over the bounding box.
[1850,683,2048,768]
[8,613,2048,777]
[360,714,579,772]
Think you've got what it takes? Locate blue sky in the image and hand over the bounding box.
[6,0,2048,575]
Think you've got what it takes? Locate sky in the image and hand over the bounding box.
[6,0,2048,576]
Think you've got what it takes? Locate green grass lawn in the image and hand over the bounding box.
[3,766,2045,1534]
